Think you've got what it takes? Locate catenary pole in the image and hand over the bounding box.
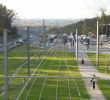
[76,29,78,60]
[27,26,30,76]
[3,29,8,100]
[43,20,46,52]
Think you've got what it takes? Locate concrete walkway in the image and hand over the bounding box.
[66,42,110,100]
[59,40,110,100]
[78,50,106,100]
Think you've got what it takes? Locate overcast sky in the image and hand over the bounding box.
[0,0,110,19]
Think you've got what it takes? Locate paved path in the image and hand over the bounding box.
[78,50,110,80]
[57,40,109,100]
[78,50,106,100]
[66,42,110,100]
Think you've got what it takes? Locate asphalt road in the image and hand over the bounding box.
[50,38,110,54]
[1,38,110,54]
[78,41,110,53]
[0,39,22,52]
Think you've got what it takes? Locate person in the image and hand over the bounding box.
[91,74,96,83]
[90,74,96,89]
[87,44,89,50]
[81,58,84,64]
[93,80,95,89]
[71,42,72,47]
[100,42,102,46]
[72,40,74,46]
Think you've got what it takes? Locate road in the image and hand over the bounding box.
[0,39,22,52]
[0,36,38,52]
[78,41,110,53]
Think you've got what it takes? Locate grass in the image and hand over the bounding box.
[98,79,110,100]
[87,53,110,74]
[17,51,90,100]
[87,53,110,99]
[0,44,44,99]
[0,45,90,100]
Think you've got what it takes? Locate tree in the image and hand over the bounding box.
[0,3,16,36]
[99,8,110,36]
[99,8,108,24]
[82,21,88,35]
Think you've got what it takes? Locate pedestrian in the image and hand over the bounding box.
[90,78,93,83]
[93,80,95,89]
[93,74,96,81]
[72,40,74,46]
[100,42,102,46]
[91,74,96,83]
[71,42,72,47]
[87,44,89,50]
[90,74,96,89]
[81,58,84,64]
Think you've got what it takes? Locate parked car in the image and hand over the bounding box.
[90,41,96,45]
[17,39,24,44]
[0,43,2,47]
[100,34,107,39]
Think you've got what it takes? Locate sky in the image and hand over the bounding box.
[0,0,110,19]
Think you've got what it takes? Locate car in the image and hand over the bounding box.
[14,42,17,45]
[108,37,110,41]
[0,43,2,47]
[17,39,24,44]
[90,41,96,45]
[100,34,107,39]
[83,41,88,45]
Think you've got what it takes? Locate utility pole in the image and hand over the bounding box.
[96,21,99,67]
[3,29,8,100]
[76,29,78,60]
[27,26,30,76]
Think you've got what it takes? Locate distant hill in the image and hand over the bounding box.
[46,15,110,36]
[13,18,80,27]
[63,18,98,35]
[62,15,110,36]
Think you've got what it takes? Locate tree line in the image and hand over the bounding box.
[46,9,110,37]
[63,9,110,36]
[0,3,17,37]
